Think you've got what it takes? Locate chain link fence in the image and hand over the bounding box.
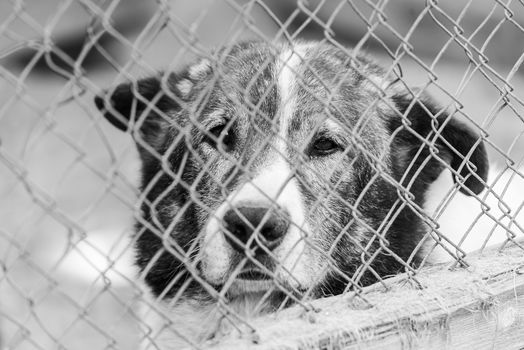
[1,0,524,349]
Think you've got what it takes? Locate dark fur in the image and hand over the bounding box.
[94,41,488,306]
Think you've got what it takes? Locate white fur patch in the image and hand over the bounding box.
[200,204,234,285]
[422,167,524,263]
[189,59,211,79]
[230,158,294,202]
[324,118,345,134]
[272,44,320,288]
[206,109,225,124]
[176,79,193,96]
[276,44,306,153]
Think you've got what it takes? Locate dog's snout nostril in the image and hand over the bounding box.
[261,220,287,242]
[223,206,290,252]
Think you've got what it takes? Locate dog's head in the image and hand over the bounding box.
[94,41,488,307]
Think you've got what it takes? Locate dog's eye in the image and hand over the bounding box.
[206,124,234,151]
[311,137,340,156]
[209,124,225,139]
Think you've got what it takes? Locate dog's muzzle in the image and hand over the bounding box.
[200,164,310,291]
[223,204,290,254]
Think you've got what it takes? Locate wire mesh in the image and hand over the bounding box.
[1,0,523,349]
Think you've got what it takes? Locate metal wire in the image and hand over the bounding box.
[1,0,523,349]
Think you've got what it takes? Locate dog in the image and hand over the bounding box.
[94,40,496,348]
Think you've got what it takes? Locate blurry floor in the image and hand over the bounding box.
[0,73,141,348]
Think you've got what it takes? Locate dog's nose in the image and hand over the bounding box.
[223,206,290,252]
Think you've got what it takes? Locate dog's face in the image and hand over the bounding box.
[95,41,488,308]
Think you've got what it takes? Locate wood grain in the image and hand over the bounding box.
[209,243,524,350]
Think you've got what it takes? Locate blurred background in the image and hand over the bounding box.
[1,0,524,348]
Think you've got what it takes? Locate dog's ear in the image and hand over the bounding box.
[94,75,178,146]
[388,92,489,196]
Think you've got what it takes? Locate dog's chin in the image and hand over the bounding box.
[228,278,275,296]
[224,275,302,311]
[224,278,290,316]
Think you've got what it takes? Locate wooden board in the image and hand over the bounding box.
[208,244,524,350]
